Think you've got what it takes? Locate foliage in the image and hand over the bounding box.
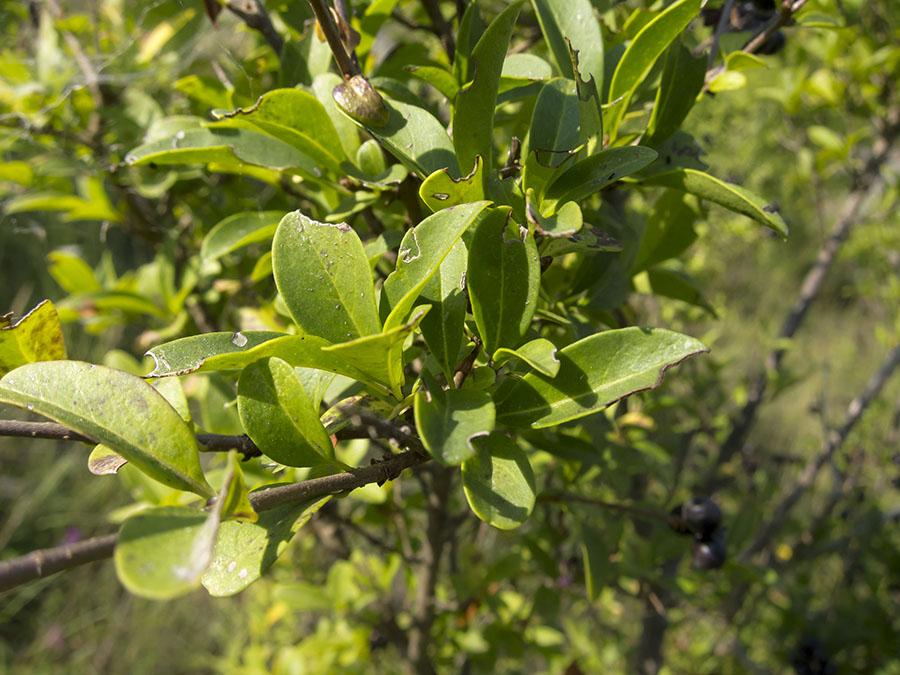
[1,0,899,673]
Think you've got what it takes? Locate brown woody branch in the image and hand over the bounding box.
[223,0,284,55]
[305,0,360,78]
[0,448,431,592]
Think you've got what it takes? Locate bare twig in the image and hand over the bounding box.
[421,0,456,61]
[223,0,284,55]
[700,116,900,492]
[306,0,360,78]
[0,448,431,592]
[537,492,688,532]
[708,0,736,70]
[740,341,900,560]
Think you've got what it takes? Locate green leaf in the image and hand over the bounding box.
[214,88,346,169]
[645,40,707,146]
[525,190,582,238]
[580,522,613,600]
[541,225,623,257]
[115,506,212,599]
[218,451,257,522]
[146,332,392,397]
[414,375,495,465]
[462,432,535,529]
[272,211,381,344]
[357,0,401,60]
[468,207,541,356]
[323,308,430,399]
[544,146,658,204]
[47,251,101,293]
[531,0,604,86]
[382,201,491,330]
[405,64,460,100]
[0,300,67,376]
[523,78,583,200]
[125,125,321,176]
[636,168,788,237]
[496,327,708,428]
[344,96,458,179]
[418,241,468,380]
[494,338,560,377]
[200,211,282,261]
[453,0,524,180]
[499,53,553,94]
[237,357,337,468]
[0,361,213,496]
[453,1,487,85]
[645,268,717,316]
[313,73,361,159]
[632,189,699,273]
[418,156,486,213]
[88,444,127,475]
[201,493,331,597]
[607,0,702,138]
[634,130,707,178]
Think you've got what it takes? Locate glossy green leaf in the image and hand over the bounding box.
[418,156,486,213]
[531,0,604,89]
[468,207,541,356]
[337,95,458,179]
[525,190,582,238]
[645,40,707,146]
[115,506,212,599]
[544,146,658,204]
[0,300,67,376]
[523,78,582,200]
[200,211,282,261]
[462,432,536,530]
[0,361,212,496]
[237,357,337,468]
[201,493,331,597]
[453,1,524,179]
[632,189,699,273]
[541,226,623,257]
[272,211,380,344]
[382,201,490,330]
[499,53,552,94]
[569,42,604,151]
[323,308,430,399]
[453,1,487,85]
[405,64,460,100]
[218,451,257,522]
[125,125,320,176]
[496,327,708,428]
[355,139,387,176]
[214,89,345,170]
[414,375,495,465]
[294,367,336,410]
[147,332,392,398]
[418,240,468,380]
[607,0,701,137]
[634,130,707,178]
[494,338,560,377]
[637,168,788,237]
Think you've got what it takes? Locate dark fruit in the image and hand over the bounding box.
[692,531,727,570]
[681,496,722,538]
[757,31,786,55]
[669,504,693,536]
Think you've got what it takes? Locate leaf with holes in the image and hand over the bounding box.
[0,300,66,376]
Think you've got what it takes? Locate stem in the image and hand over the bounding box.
[306,0,360,78]
[223,0,284,55]
[421,0,455,61]
[0,449,432,592]
[537,493,687,531]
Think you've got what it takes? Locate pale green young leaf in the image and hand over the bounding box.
[0,300,67,376]
[200,211,282,261]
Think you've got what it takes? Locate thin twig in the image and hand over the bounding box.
[306,0,360,78]
[700,115,900,491]
[421,0,456,61]
[740,341,900,560]
[223,0,284,55]
[0,448,431,592]
[537,493,687,531]
[708,0,736,70]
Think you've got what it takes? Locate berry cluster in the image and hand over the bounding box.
[670,497,727,569]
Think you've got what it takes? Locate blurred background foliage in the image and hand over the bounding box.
[1,0,899,673]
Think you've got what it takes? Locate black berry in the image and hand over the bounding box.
[681,497,722,539]
[692,531,727,570]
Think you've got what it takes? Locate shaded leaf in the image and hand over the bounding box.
[523,78,583,200]
[645,40,707,146]
[202,493,331,597]
[496,327,708,428]
[88,445,128,475]
[405,64,460,100]
[218,451,258,522]
[237,357,337,468]
[468,207,541,356]
[544,146,658,204]
[462,432,536,530]
[526,190,582,238]
[419,241,468,380]
[453,0,524,179]
[0,361,212,497]
[531,0,604,89]
[414,374,495,465]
